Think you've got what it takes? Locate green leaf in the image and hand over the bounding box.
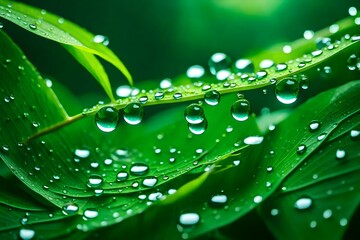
[0,0,133,101]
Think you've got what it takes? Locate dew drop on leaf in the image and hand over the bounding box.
[186,65,205,79]
[244,136,264,145]
[173,92,183,100]
[335,149,346,160]
[323,209,333,219]
[74,148,90,159]
[209,194,228,208]
[123,103,144,125]
[19,228,35,240]
[87,175,103,188]
[83,209,99,219]
[234,59,254,73]
[154,91,164,100]
[309,120,321,132]
[294,197,312,210]
[28,23,37,30]
[253,195,263,203]
[1,145,9,153]
[296,144,307,155]
[303,30,314,40]
[116,85,132,98]
[179,212,200,227]
[316,37,331,49]
[208,53,232,79]
[340,218,348,226]
[270,209,279,216]
[275,78,299,104]
[350,129,360,140]
[259,59,274,69]
[160,78,172,89]
[204,90,220,106]
[184,104,205,124]
[116,171,128,181]
[139,96,148,104]
[347,54,359,71]
[95,106,119,132]
[310,220,317,229]
[142,176,158,188]
[231,98,250,121]
[188,119,208,135]
[311,49,323,57]
[275,63,288,72]
[130,163,149,176]
[317,133,327,141]
[62,203,79,215]
[93,34,109,46]
[256,70,267,80]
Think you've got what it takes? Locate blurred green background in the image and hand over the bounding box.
[3,0,360,99]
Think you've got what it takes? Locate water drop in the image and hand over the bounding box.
[173,92,182,99]
[93,35,109,46]
[179,212,200,226]
[297,144,307,155]
[160,78,172,89]
[116,171,128,181]
[233,160,240,166]
[184,104,205,124]
[19,228,35,240]
[29,23,37,30]
[323,209,332,219]
[349,6,358,16]
[142,177,158,187]
[209,194,228,208]
[294,197,312,210]
[310,221,317,229]
[309,120,321,132]
[74,149,90,158]
[311,49,323,57]
[317,133,327,141]
[266,166,273,172]
[154,91,164,100]
[87,175,103,188]
[347,54,359,71]
[1,145,9,153]
[186,65,205,78]
[253,195,263,203]
[336,149,346,160]
[259,59,274,69]
[116,85,132,97]
[303,30,314,40]
[130,163,149,176]
[329,24,339,34]
[123,103,144,125]
[95,106,119,132]
[275,63,288,71]
[188,120,208,135]
[275,78,299,104]
[231,99,250,121]
[340,218,348,227]
[234,59,254,73]
[316,37,331,49]
[139,96,148,104]
[256,70,267,80]
[283,45,292,54]
[208,53,232,77]
[204,90,220,106]
[244,136,264,145]
[83,209,99,219]
[62,203,79,215]
[300,75,310,89]
[271,209,279,216]
[350,129,360,140]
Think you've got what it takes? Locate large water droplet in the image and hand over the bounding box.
[209,194,228,208]
[309,120,321,132]
[123,103,144,125]
[83,209,99,219]
[336,149,346,160]
[62,203,79,215]
[209,53,232,80]
[130,163,149,176]
[142,176,158,187]
[19,228,35,240]
[188,120,208,135]
[87,175,103,188]
[275,78,299,104]
[184,104,205,124]
[231,99,250,121]
[204,90,220,106]
[294,197,312,210]
[186,65,205,79]
[95,106,119,132]
[179,212,200,227]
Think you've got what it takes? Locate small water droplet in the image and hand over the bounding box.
[208,53,232,79]
[160,78,172,89]
[93,35,109,46]
[74,149,90,158]
[123,103,144,125]
[233,160,240,166]
[256,70,267,80]
[311,50,323,57]
[270,209,279,216]
[329,24,339,34]
[303,30,314,40]
[244,136,264,145]
[142,177,158,187]
[116,171,128,181]
[347,54,359,71]
[173,92,182,100]
[336,149,346,160]
[317,133,327,141]
[316,37,331,49]
[350,129,360,140]
[186,65,205,78]
[266,166,273,172]
[309,120,321,132]
[340,218,348,226]
[139,96,148,104]
[95,106,119,132]
[275,63,288,71]
[310,220,317,229]
[275,78,299,104]
[87,175,103,188]
[29,23,37,30]
[130,163,149,176]
[259,59,274,69]
[209,194,228,208]
[62,203,79,215]
[253,195,263,203]
[294,197,312,210]
[300,75,310,90]
[234,59,254,73]
[231,99,250,121]
[188,120,208,135]
[323,209,332,219]
[1,145,9,153]
[184,104,205,124]
[283,45,292,54]
[179,212,200,227]
[83,209,99,219]
[19,228,35,240]
[204,90,220,106]
[297,144,307,155]
[116,85,132,97]
[154,91,164,100]
[349,6,358,16]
